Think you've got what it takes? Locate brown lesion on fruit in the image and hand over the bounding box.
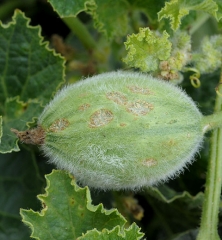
[163,139,177,148]
[126,100,153,116]
[127,85,153,95]
[49,118,70,132]
[106,91,127,105]
[89,109,113,128]
[142,158,158,167]
[78,103,91,111]
[168,119,177,124]
[11,126,45,145]
[120,123,127,127]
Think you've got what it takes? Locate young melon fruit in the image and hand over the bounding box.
[12,71,205,190]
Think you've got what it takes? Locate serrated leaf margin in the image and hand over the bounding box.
[0,9,66,104]
[20,170,128,240]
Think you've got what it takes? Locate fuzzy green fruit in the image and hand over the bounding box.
[13,72,206,190]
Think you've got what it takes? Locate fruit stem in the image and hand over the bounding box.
[197,74,222,240]
[202,111,222,133]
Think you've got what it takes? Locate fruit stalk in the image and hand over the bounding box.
[197,75,222,240]
[201,111,222,133]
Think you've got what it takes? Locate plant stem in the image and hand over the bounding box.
[62,17,97,51]
[189,13,210,35]
[197,74,222,240]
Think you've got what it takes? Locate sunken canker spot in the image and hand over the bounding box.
[142,159,158,167]
[79,103,91,111]
[127,85,152,95]
[126,100,153,116]
[49,118,70,132]
[106,91,127,105]
[89,109,113,128]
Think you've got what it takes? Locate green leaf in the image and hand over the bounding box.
[0,148,46,240]
[215,0,222,19]
[192,35,222,74]
[141,185,204,238]
[0,10,65,104]
[0,10,65,153]
[48,0,93,17]
[127,0,165,23]
[171,229,198,240]
[158,0,219,31]
[123,27,172,72]
[79,223,144,239]
[87,0,129,39]
[146,185,204,205]
[48,0,129,39]
[20,170,143,240]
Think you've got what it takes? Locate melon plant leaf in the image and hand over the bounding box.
[123,27,171,72]
[0,148,46,240]
[20,170,143,240]
[0,10,65,104]
[215,0,222,19]
[147,185,204,205]
[48,0,129,39]
[0,10,65,153]
[171,229,198,240]
[79,223,144,239]
[158,0,219,31]
[141,185,204,236]
[47,0,93,17]
[87,0,129,39]
[126,0,165,23]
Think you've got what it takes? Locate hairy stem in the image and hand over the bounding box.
[197,74,222,240]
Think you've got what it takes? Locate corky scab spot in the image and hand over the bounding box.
[106,91,127,105]
[79,103,91,111]
[89,109,113,128]
[126,100,153,116]
[142,159,158,167]
[127,85,152,95]
[49,118,70,132]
